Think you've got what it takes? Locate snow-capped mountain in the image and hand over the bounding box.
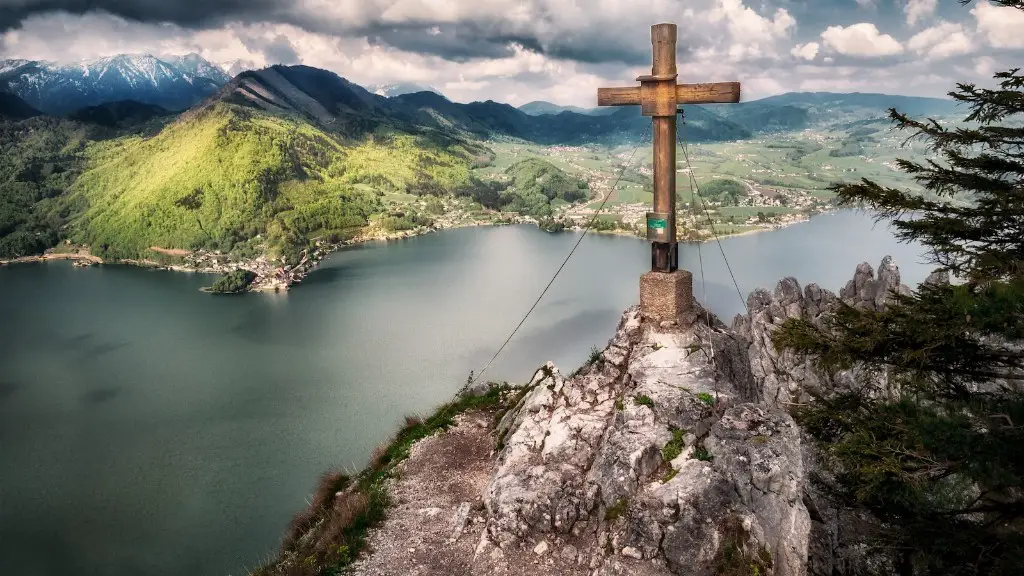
[164,53,231,85]
[365,83,442,98]
[0,53,231,116]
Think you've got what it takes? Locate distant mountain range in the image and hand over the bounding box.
[366,83,442,98]
[212,65,748,144]
[519,92,962,133]
[518,101,615,116]
[0,50,964,135]
[0,53,229,115]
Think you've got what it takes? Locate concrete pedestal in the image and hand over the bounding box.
[640,270,694,324]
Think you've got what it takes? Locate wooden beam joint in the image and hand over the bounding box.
[597,82,742,108]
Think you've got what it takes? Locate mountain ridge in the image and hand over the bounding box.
[0,53,230,115]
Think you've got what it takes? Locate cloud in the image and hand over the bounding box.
[971,0,1024,49]
[247,33,300,65]
[907,21,973,60]
[0,0,1018,108]
[820,23,903,58]
[0,0,282,32]
[790,42,819,61]
[708,0,795,61]
[0,0,805,67]
[904,0,937,26]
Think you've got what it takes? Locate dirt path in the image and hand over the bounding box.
[349,410,495,576]
[348,409,611,576]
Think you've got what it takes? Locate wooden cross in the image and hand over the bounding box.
[597,23,740,273]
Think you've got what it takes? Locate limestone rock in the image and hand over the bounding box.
[478,302,811,575]
[468,256,916,576]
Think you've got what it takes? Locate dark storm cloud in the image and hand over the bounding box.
[361,21,653,66]
[0,0,282,32]
[364,25,531,63]
[237,31,301,65]
[261,34,300,65]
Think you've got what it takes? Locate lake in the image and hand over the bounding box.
[0,210,933,576]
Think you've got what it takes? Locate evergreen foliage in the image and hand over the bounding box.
[700,178,746,205]
[0,117,88,258]
[500,158,590,218]
[207,269,257,293]
[772,4,1024,572]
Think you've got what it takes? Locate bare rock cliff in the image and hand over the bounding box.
[468,257,916,575]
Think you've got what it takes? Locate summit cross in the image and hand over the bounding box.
[597,23,741,323]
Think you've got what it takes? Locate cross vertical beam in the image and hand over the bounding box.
[652,22,676,270]
[596,23,741,324]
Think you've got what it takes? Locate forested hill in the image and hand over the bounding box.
[0,78,591,264]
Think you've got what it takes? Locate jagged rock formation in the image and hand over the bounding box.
[468,257,916,575]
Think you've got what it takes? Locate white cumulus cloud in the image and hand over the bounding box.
[907,21,973,60]
[820,23,903,58]
[790,42,819,61]
[707,0,796,61]
[971,0,1024,49]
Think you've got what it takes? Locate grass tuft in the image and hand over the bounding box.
[697,392,717,406]
[693,444,714,462]
[634,394,655,409]
[662,427,687,462]
[570,345,605,378]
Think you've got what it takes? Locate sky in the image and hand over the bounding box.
[0,0,1022,106]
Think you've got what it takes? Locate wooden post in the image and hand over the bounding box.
[651,24,677,272]
[596,23,742,323]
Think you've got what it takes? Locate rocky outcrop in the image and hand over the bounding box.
[470,257,917,576]
[475,305,809,575]
[730,255,912,408]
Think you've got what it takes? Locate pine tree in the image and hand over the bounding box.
[772,1,1024,573]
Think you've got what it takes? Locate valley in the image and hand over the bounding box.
[0,55,965,293]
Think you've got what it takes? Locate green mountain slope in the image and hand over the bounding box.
[67,102,482,261]
[0,117,90,257]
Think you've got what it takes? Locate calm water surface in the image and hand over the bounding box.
[0,210,932,576]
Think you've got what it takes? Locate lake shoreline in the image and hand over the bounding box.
[0,210,825,291]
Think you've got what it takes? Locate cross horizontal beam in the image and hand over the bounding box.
[597,82,741,107]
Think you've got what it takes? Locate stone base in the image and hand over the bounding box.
[640,270,694,324]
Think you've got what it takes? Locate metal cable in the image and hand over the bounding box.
[677,110,715,370]
[678,109,749,315]
[472,120,654,384]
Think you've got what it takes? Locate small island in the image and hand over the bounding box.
[203,269,257,294]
